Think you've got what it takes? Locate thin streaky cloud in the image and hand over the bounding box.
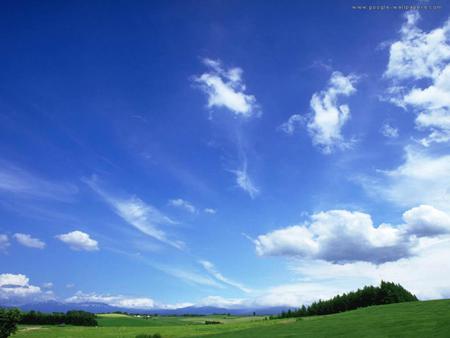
[83,176,184,250]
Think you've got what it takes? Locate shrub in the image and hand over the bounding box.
[135,334,162,338]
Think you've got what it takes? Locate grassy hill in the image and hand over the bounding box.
[13,299,450,337]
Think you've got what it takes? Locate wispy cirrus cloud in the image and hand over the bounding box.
[358,146,450,210]
[230,161,259,199]
[199,260,252,293]
[0,160,78,201]
[84,177,184,250]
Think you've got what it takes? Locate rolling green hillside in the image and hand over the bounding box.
[209,299,450,338]
[13,299,450,338]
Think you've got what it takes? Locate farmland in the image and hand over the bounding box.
[12,299,450,337]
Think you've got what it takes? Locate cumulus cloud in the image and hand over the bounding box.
[287,235,450,301]
[0,273,51,304]
[307,72,358,153]
[14,233,46,249]
[385,11,450,145]
[168,198,197,214]
[194,58,259,118]
[254,206,450,264]
[381,122,399,138]
[385,11,450,81]
[278,114,303,135]
[402,205,450,237]
[84,177,184,250]
[56,231,99,251]
[67,291,155,309]
[199,260,251,293]
[0,234,9,252]
[197,234,450,308]
[204,208,217,214]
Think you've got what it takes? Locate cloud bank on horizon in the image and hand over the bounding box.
[1,3,450,310]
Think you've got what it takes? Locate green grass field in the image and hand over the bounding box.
[13,299,450,338]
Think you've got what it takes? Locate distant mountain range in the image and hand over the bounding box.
[2,300,290,316]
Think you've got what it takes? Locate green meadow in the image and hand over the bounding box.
[13,299,450,338]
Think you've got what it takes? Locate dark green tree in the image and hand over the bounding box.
[0,308,22,338]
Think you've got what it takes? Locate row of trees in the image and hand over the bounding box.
[278,281,418,318]
[1,308,98,337]
[19,310,98,326]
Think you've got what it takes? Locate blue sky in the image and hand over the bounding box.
[2,0,450,309]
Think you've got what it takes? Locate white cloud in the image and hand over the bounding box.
[14,233,46,249]
[42,282,53,289]
[0,160,78,201]
[385,11,450,81]
[278,114,303,135]
[0,234,9,252]
[197,295,246,309]
[255,209,409,264]
[385,11,450,145]
[255,206,450,264]
[67,291,155,309]
[361,146,450,210]
[84,177,184,250]
[0,273,48,303]
[194,58,259,118]
[168,198,197,214]
[287,235,450,302]
[67,291,196,310]
[204,208,217,214]
[198,235,450,307]
[381,122,399,138]
[402,204,450,237]
[307,72,358,153]
[199,260,251,293]
[56,230,99,251]
[231,164,259,199]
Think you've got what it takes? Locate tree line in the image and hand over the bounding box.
[1,307,97,337]
[19,310,98,326]
[277,281,418,318]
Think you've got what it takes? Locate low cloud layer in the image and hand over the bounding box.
[0,273,52,304]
